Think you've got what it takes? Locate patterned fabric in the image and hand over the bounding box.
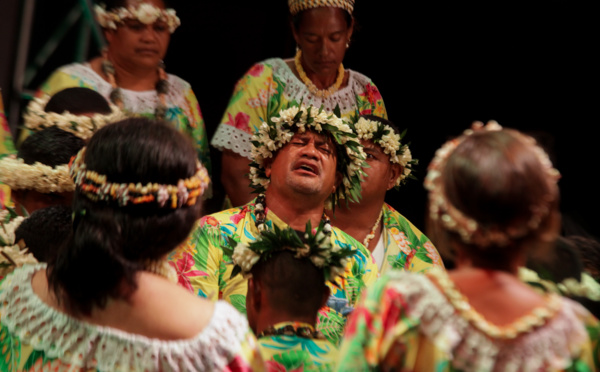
[0,264,265,371]
[169,199,378,345]
[211,58,387,159]
[380,203,444,274]
[259,322,338,372]
[37,63,211,175]
[338,269,600,371]
[1,93,16,209]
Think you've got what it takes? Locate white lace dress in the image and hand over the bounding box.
[0,264,264,371]
[211,58,388,159]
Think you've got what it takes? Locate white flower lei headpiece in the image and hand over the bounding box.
[354,116,415,188]
[424,121,561,248]
[70,147,210,208]
[95,3,181,33]
[23,95,126,140]
[223,221,354,283]
[0,155,74,193]
[249,104,366,206]
[0,209,38,278]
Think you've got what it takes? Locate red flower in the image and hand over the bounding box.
[230,208,247,224]
[226,112,251,131]
[170,252,207,292]
[200,215,219,227]
[361,83,382,104]
[247,64,264,77]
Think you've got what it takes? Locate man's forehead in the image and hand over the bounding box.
[293,131,333,144]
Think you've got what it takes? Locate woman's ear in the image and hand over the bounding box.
[387,164,402,190]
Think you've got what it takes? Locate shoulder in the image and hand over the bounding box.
[198,205,250,229]
[166,73,192,92]
[347,69,375,87]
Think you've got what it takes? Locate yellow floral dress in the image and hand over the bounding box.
[211,58,387,160]
[0,264,265,371]
[37,63,211,174]
[1,92,16,208]
[338,268,600,371]
[380,203,445,274]
[168,199,379,345]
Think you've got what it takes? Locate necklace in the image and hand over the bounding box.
[294,49,344,99]
[363,209,383,248]
[101,49,169,120]
[144,259,178,283]
[258,323,325,340]
[254,194,332,236]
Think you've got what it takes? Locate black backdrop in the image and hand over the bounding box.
[22,0,598,237]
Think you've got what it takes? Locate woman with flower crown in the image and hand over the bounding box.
[212,0,387,207]
[337,122,600,371]
[0,118,264,371]
[35,0,211,178]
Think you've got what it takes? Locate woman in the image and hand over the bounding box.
[0,118,264,371]
[337,122,599,371]
[37,0,210,175]
[212,0,387,207]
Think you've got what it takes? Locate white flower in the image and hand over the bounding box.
[310,255,326,268]
[135,3,160,24]
[232,243,261,273]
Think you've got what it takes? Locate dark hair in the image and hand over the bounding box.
[15,205,73,263]
[567,235,600,281]
[251,250,328,318]
[428,129,559,270]
[99,0,169,12]
[291,7,353,31]
[18,127,85,167]
[47,118,202,315]
[44,87,111,115]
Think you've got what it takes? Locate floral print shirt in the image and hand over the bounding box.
[338,269,600,371]
[258,322,338,372]
[381,203,445,274]
[169,199,379,346]
[211,58,387,159]
[37,63,211,175]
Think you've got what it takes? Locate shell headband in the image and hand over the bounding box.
[95,3,181,33]
[223,221,354,283]
[24,95,126,140]
[424,121,560,247]
[354,116,415,188]
[249,104,366,206]
[0,209,38,278]
[288,0,354,15]
[0,155,74,193]
[70,147,210,208]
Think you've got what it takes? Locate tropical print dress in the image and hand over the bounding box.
[0,264,265,371]
[168,199,379,345]
[380,203,444,274]
[337,268,600,371]
[211,58,387,160]
[0,92,16,209]
[37,63,211,175]
[258,322,339,372]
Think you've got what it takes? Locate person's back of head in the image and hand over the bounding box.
[44,87,111,116]
[15,205,72,263]
[18,127,84,167]
[426,122,561,270]
[48,117,210,316]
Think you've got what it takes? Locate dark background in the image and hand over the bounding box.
[2,0,597,238]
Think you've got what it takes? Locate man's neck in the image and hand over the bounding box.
[255,312,317,337]
[264,190,325,231]
[330,196,386,247]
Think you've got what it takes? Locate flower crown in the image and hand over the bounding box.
[23,95,126,140]
[0,208,37,278]
[424,121,561,247]
[249,104,366,207]
[222,221,354,283]
[354,116,416,188]
[95,3,181,33]
[70,147,210,208]
[288,0,355,16]
[0,155,74,193]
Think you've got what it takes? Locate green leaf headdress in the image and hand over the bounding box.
[222,220,355,283]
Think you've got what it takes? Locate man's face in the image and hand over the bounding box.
[265,131,339,199]
[359,140,401,202]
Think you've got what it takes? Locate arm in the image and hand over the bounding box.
[221,149,255,207]
[180,87,212,176]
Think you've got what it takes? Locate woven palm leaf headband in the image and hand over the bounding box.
[288,0,354,15]
[70,147,210,208]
